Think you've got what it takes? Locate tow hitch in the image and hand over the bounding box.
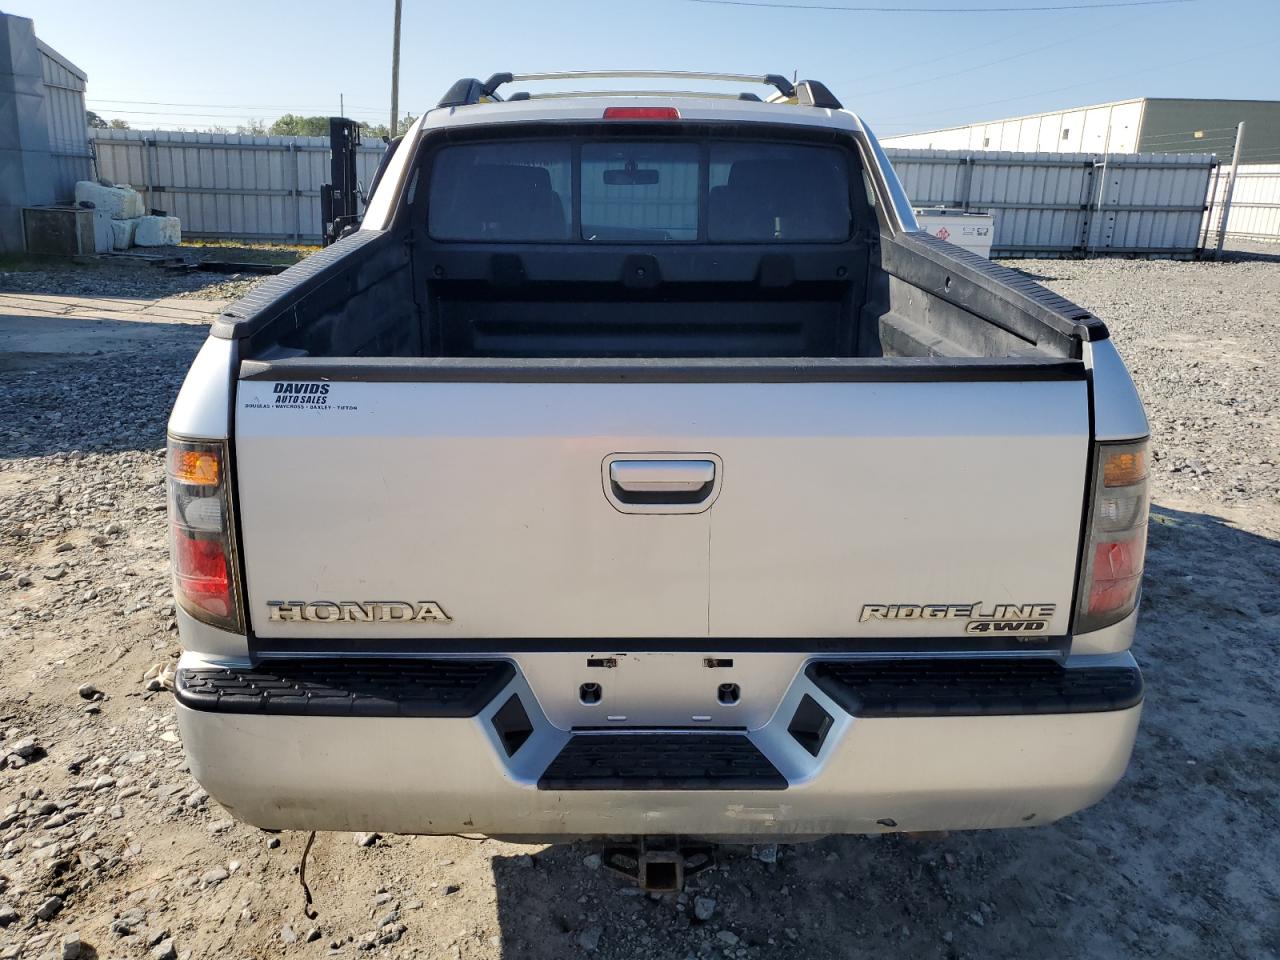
[599,837,716,892]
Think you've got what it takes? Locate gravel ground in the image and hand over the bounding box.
[0,248,1277,960]
[0,242,309,304]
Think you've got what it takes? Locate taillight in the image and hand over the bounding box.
[1076,439,1149,632]
[167,437,243,632]
[602,106,681,120]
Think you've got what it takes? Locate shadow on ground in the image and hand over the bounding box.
[486,504,1280,960]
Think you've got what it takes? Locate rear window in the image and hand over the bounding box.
[427,139,853,243]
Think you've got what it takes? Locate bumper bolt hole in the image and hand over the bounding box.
[717,683,740,705]
[580,682,602,705]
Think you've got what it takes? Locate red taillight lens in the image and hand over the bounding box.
[168,437,243,632]
[602,106,681,120]
[1087,535,1146,617]
[173,533,232,619]
[1076,439,1149,633]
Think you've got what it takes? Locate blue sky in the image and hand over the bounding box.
[7,0,1278,135]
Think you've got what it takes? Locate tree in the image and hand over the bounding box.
[108,118,130,129]
[269,114,330,137]
[86,110,108,129]
[362,114,418,142]
[236,119,267,136]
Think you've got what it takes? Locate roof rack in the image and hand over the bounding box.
[436,71,843,111]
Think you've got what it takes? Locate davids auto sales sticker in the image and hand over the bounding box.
[240,381,359,413]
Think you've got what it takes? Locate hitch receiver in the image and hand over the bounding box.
[599,837,715,892]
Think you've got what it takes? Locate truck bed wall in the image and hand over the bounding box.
[229,229,1099,364]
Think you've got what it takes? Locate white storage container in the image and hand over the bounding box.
[913,208,996,259]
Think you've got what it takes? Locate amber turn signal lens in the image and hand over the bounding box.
[172,448,220,486]
[1102,449,1146,487]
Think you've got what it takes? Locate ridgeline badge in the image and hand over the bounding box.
[859,602,1055,635]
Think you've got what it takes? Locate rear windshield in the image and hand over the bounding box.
[427,139,853,243]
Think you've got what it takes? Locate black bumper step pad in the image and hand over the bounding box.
[808,658,1143,718]
[538,734,786,791]
[175,659,514,718]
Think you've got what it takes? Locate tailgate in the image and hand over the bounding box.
[235,373,1088,646]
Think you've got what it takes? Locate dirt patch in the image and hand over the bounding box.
[1,249,1277,960]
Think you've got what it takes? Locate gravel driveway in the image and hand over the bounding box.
[0,247,1277,960]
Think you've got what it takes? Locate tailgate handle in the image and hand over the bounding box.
[610,460,715,495]
[603,455,722,515]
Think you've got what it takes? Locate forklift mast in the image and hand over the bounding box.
[320,117,362,246]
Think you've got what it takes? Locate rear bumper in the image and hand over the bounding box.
[175,651,1142,839]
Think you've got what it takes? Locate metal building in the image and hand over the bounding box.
[0,12,92,252]
[881,98,1280,160]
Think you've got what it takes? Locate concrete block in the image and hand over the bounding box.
[110,217,138,250]
[74,181,144,220]
[134,214,180,246]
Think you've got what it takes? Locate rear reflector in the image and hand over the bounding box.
[602,106,680,120]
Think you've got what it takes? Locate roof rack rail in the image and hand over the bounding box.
[436,71,847,109]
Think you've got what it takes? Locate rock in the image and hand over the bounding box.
[752,842,778,863]
[110,908,146,935]
[62,934,83,959]
[577,925,603,953]
[16,575,34,587]
[201,866,229,886]
[716,930,741,946]
[280,925,297,945]
[93,775,116,791]
[104,522,125,536]
[305,928,321,943]
[145,929,170,948]
[378,923,406,945]
[969,911,986,927]
[10,738,37,759]
[0,904,17,927]
[36,895,64,920]
[77,683,101,700]
[693,896,717,921]
[145,678,164,692]
[582,853,602,870]
[150,938,177,960]
[354,832,380,847]
[206,819,233,834]
[42,566,68,580]
[266,836,281,849]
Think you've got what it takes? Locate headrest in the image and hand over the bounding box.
[470,163,553,194]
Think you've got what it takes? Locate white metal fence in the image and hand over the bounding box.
[89,129,387,242]
[90,130,1276,253]
[885,149,1217,258]
[1204,163,1280,242]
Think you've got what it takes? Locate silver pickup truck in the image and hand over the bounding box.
[167,71,1148,887]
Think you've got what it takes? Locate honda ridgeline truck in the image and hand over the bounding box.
[167,72,1148,881]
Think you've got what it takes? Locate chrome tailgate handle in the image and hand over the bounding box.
[609,460,716,494]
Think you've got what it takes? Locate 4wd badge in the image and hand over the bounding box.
[859,602,1055,635]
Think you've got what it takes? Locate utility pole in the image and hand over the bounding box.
[340,93,344,118]
[390,0,402,136]
[1214,121,1245,261]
